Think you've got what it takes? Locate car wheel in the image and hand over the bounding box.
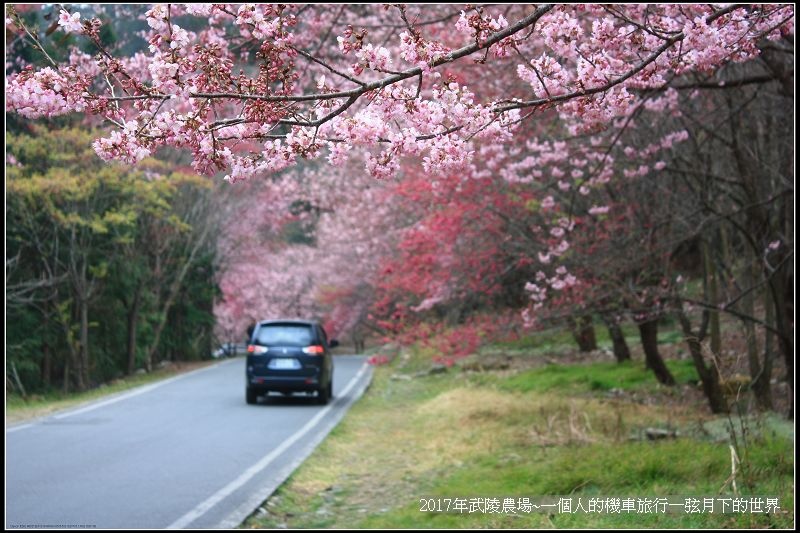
[246,387,258,405]
[327,378,333,400]
[317,382,330,405]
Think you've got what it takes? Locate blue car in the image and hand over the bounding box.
[245,319,338,405]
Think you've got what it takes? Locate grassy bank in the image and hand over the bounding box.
[242,333,793,529]
[6,359,220,425]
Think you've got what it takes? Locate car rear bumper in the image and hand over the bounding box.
[248,375,322,393]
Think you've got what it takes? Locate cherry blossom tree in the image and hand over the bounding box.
[212,155,399,345]
[6,4,793,181]
[6,4,794,410]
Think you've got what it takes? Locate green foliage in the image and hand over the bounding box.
[159,252,218,362]
[7,124,220,393]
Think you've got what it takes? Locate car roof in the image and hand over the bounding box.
[256,319,319,327]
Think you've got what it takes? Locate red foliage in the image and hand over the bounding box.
[366,354,391,366]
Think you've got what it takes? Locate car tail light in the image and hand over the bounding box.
[248,345,268,354]
[302,345,324,355]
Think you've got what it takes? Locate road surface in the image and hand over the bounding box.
[6,354,372,529]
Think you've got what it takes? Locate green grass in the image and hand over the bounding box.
[490,321,680,356]
[242,343,793,529]
[358,435,792,528]
[498,359,698,394]
[497,327,579,352]
[6,359,219,424]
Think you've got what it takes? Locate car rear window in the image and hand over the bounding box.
[254,324,314,346]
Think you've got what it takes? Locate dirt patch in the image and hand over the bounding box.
[463,346,620,374]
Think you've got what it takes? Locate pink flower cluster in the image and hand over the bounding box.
[398,31,451,72]
[145,5,169,31]
[4,4,793,186]
[58,9,83,33]
[5,67,88,119]
[455,9,512,56]
[183,4,214,17]
[93,120,151,165]
[235,4,296,44]
[352,43,393,75]
[517,53,571,99]
[525,266,579,311]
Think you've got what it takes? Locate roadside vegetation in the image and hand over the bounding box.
[242,326,793,529]
[6,123,224,399]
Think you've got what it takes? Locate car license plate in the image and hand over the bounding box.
[269,358,301,370]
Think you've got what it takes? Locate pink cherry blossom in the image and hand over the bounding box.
[58,9,83,34]
[5,4,791,184]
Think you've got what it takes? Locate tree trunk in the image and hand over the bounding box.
[68,243,89,391]
[602,315,631,362]
[727,96,792,417]
[146,302,175,371]
[59,302,85,393]
[41,305,52,388]
[41,340,52,389]
[126,286,142,375]
[11,362,28,399]
[638,319,675,386]
[703,241,722,358]
[145,219,212,371]
[678,310,729,413]
[768,272,793,419]
[351,333,364,354]
[78,297,90,390]
[570,315,597,352]
[743,263,772,411]
[62,357,70,394]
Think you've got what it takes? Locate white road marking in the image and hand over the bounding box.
[6,423,33,433]
[214,361,373,529]
[6,359,236,433]
[167,362,370,529]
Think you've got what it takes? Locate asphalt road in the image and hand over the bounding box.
[6,354,372,529]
